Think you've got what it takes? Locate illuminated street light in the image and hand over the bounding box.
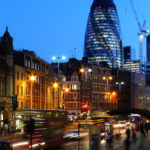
[53,82,58,88]
[52,56,56,60]
[121,81,124,85]
[65,88,69,92]
[62,56,66,60]
[80,68,85,73]
[112,91,116,96]
[109,76,113,80]
[88,68,92,72]
[102,76,106,80]
[30,75,36,81]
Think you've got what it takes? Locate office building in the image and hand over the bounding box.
[84,0,122,68]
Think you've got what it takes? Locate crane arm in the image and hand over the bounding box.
[129,0,142,31]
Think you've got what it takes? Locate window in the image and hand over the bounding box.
[17,86,19,96]
[25,59,28,67]
[0,79,4,96]
[26,87,28,95]
[74,93,77,98]
[38,89,40,96]
[17,72,19,80]
[21,73,23,80]
[21,102,23,109]
[37,76,40,84]
[28,60,31,68]
[74,103,76,109]
[35,64,37,70]
[72,84,78,90]
[32,62,34,69]
[38,64,40,71]
[21,86,23,96]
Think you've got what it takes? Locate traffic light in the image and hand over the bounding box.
[82,103,88,109]
[24,119,35,135]
[88,115,92,119]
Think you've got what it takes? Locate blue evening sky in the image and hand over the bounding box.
[0,0,150,63]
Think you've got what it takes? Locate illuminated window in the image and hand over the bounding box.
[72,84,78,90]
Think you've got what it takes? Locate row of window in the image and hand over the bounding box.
[26,102,49,109]
[66,102,80,109]
[25,58,49,75]
[64,93,80,100]
[63,84,80,90]
[0,79,4,96]
[17,85,48,98]
[17,72,24,80]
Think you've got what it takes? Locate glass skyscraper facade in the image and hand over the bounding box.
[84,0,122,68]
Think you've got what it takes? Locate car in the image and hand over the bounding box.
[0,141,13,150]
[63,130,79,140]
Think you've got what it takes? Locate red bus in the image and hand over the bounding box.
[17,110,69,149]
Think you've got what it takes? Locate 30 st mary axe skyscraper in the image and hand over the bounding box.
[84,0,122,68]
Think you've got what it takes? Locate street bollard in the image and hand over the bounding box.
[89,126,101,150]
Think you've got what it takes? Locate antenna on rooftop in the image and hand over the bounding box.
[72,47,77,58]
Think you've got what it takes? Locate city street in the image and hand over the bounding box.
[1,122,150,150]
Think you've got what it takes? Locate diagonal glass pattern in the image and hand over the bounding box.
[84,0,122,68]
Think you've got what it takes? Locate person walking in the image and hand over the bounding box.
[124,128,131,150]
[136,129,145,150]
[124,136,130,150]
[126,128,131,139]
[132,127,137,143]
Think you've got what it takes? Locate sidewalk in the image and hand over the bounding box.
[116,140,150,150]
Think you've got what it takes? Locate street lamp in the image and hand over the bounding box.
[52,56,66,78]
[80,68,92,73]
[53,82,59,109]
[111,91,117,109]
[64,88,69,93]
[30,75,36,109]
[102,76,113,90]
[102,76,113,102]
[116,81,124,92]
[63,88,70,110]
[116,81,125,109]
[52,56,66,109]
[79,67,92,105]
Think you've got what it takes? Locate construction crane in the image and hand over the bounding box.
[129,0,149,72]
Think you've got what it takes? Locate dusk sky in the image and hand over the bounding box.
[0,0,150,63]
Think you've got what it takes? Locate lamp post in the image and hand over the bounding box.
[30,75,36,109]
[80,67,92,101]
[102,76,113,92]
[52,56,66,109]
[116,81,125,108]
[53,82,59,109]
[63,88,69,110]
[111,91,117,109]
[116,81,124,94]
[80,67,92,117]
[102,76,113,109]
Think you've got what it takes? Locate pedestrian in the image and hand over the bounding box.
[124,136,130,150]
[144,123,149,136]
[132,127,136,143]
[135,122,139,132]
[126,128,131,139]
[136,129,145,150]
